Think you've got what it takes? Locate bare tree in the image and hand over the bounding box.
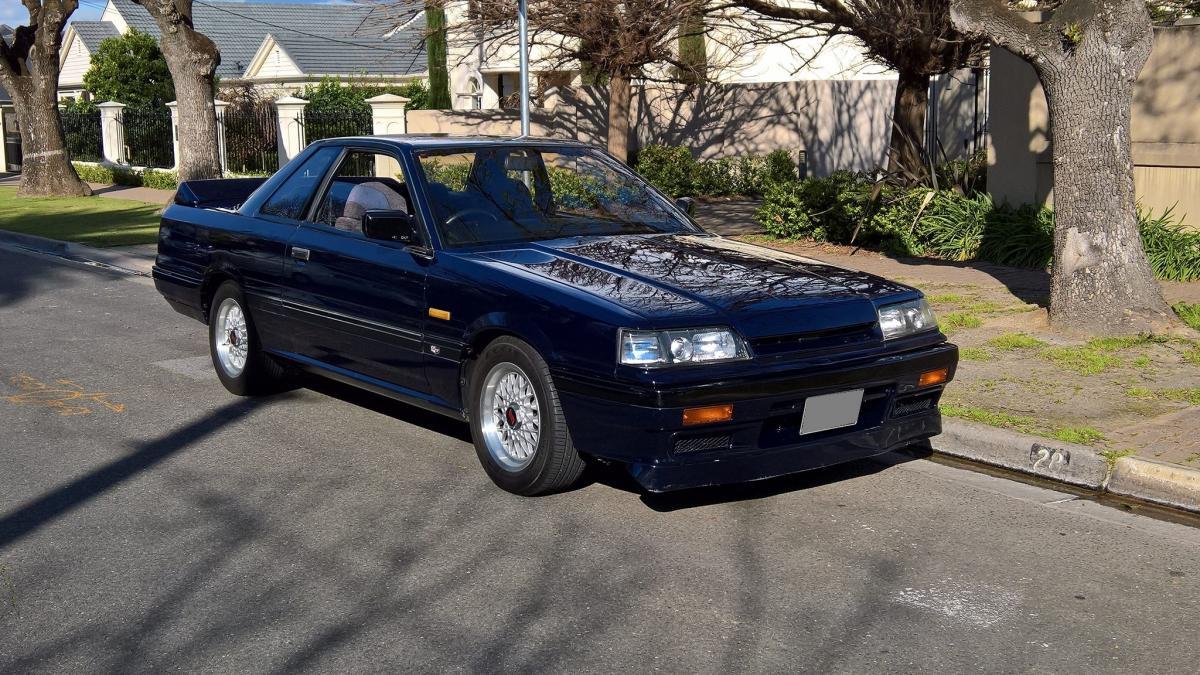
[456,0,710,162]
[731,0,986,180]
[0,0,91,196]
[951,0,1178,335]
[132,0,222,181]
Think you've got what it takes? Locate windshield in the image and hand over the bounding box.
[415,145,700,247]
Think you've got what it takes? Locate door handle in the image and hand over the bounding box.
[291,246,310,261]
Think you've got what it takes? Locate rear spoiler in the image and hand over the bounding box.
[174,177,269,209]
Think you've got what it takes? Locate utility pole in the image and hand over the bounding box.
[518,0,530,136]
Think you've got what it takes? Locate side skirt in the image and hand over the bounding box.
[271,350,468,421]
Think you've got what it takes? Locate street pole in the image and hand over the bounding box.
[518,0,530,137]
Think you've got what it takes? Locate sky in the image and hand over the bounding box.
[0,0,354,28]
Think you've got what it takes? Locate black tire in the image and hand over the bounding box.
[468,337,586,496]
[208,280,288,396]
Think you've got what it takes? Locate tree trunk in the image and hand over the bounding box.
[1040,62,1174,334]
[949,0,1178,335]
[886,69,930,181]
[138,0,222,181]
[0,4,91,197]
[9,72,90,197]
[607,74,631,163]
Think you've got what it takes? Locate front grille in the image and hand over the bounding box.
[674,433,733,454]
[750,322,879,357]
[891,393,938,418]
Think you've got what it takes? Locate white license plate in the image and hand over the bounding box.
[800,389,864,435]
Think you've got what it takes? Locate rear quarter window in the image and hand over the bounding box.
[260,147,341,220]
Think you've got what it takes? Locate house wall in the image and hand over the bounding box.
[59,36,92,90]
[253,46,304,80]
[409,79,981,176]
[988,22,1200,226]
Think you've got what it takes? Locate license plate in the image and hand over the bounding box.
[800,389,864,435]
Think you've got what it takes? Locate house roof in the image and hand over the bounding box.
[106,0,426,79]
[267,30,427,77]
[71,21,122,52]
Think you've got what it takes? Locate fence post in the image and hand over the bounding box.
[365,93,410,136]
[98,101,126,165]
[165,101,180,170]
[0,105,8,172]
[214,100,229,175]
[274,96,307,167]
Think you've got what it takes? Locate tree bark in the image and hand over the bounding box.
[607,74,631,163]
[136,0,222,181]
[1040,57,1172,333]
[0,2,91,197]
[951,0,1178,335]
[886,69,931,180]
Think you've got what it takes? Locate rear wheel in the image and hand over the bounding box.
[208,281,287,395]
[469,337,586,495]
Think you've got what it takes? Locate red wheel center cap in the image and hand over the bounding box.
[228,330,240,347]
[505,408,518,427]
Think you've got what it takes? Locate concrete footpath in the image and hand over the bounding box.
[2,220,1199,516]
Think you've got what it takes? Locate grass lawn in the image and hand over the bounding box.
[0,186,161,247]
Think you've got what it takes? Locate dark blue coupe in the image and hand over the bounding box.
[153,136,958,495]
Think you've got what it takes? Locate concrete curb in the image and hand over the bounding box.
[1108,456,1200,512]
[933,418,1200,514]
[931,419,1111,490]
[0,229,153,275]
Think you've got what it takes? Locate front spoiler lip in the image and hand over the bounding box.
[556,342,959,407]
[627,413,941,492]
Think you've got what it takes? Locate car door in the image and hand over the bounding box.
[227,145,344,352]
[281,147,432,395]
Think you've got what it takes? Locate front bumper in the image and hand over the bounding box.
[555,342,957,492]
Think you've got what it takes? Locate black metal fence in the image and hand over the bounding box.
[61,107,102,163]
[122,107,174,169]
[223,106,278,175]
[302,108,372,145]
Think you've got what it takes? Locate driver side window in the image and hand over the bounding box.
[315,150,412,235]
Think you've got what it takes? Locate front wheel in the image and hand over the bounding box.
[469,337,586,496]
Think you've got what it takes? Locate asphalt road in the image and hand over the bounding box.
[1,246,1199,674]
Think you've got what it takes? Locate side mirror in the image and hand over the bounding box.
[675,196,696,217]
[362,209,417,245]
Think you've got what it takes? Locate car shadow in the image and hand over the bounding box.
[589,442,933,512]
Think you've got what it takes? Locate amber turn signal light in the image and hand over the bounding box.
[682,404,734,426]
[918,368,949,387]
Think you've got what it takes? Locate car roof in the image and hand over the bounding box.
[309,135,595,151]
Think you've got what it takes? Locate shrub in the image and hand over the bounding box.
[1139,206,1200,282]
[71,162,178,190]
[634,145,799,198]
[635,144,696,197]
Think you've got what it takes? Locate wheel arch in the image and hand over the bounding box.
[457,314,560,404]
[199,264,245,324]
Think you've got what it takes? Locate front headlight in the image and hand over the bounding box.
[619,327,749,366]
[877,298,938,339]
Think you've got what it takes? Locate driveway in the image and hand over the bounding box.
[1,247,1198,673]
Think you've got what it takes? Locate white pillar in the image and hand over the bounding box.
[165,101,180,170]
[366,93,410,135]
[366,94,410,178]
[274,96,307,167]
[214,100,229,175]
[98,101,126,165]
[0,105,8,173]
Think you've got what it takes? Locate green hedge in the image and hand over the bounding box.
[635,144,796,198]
[757,173,1200,281]
[73,162,178,191]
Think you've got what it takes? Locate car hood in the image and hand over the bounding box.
[474,234,912,337]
